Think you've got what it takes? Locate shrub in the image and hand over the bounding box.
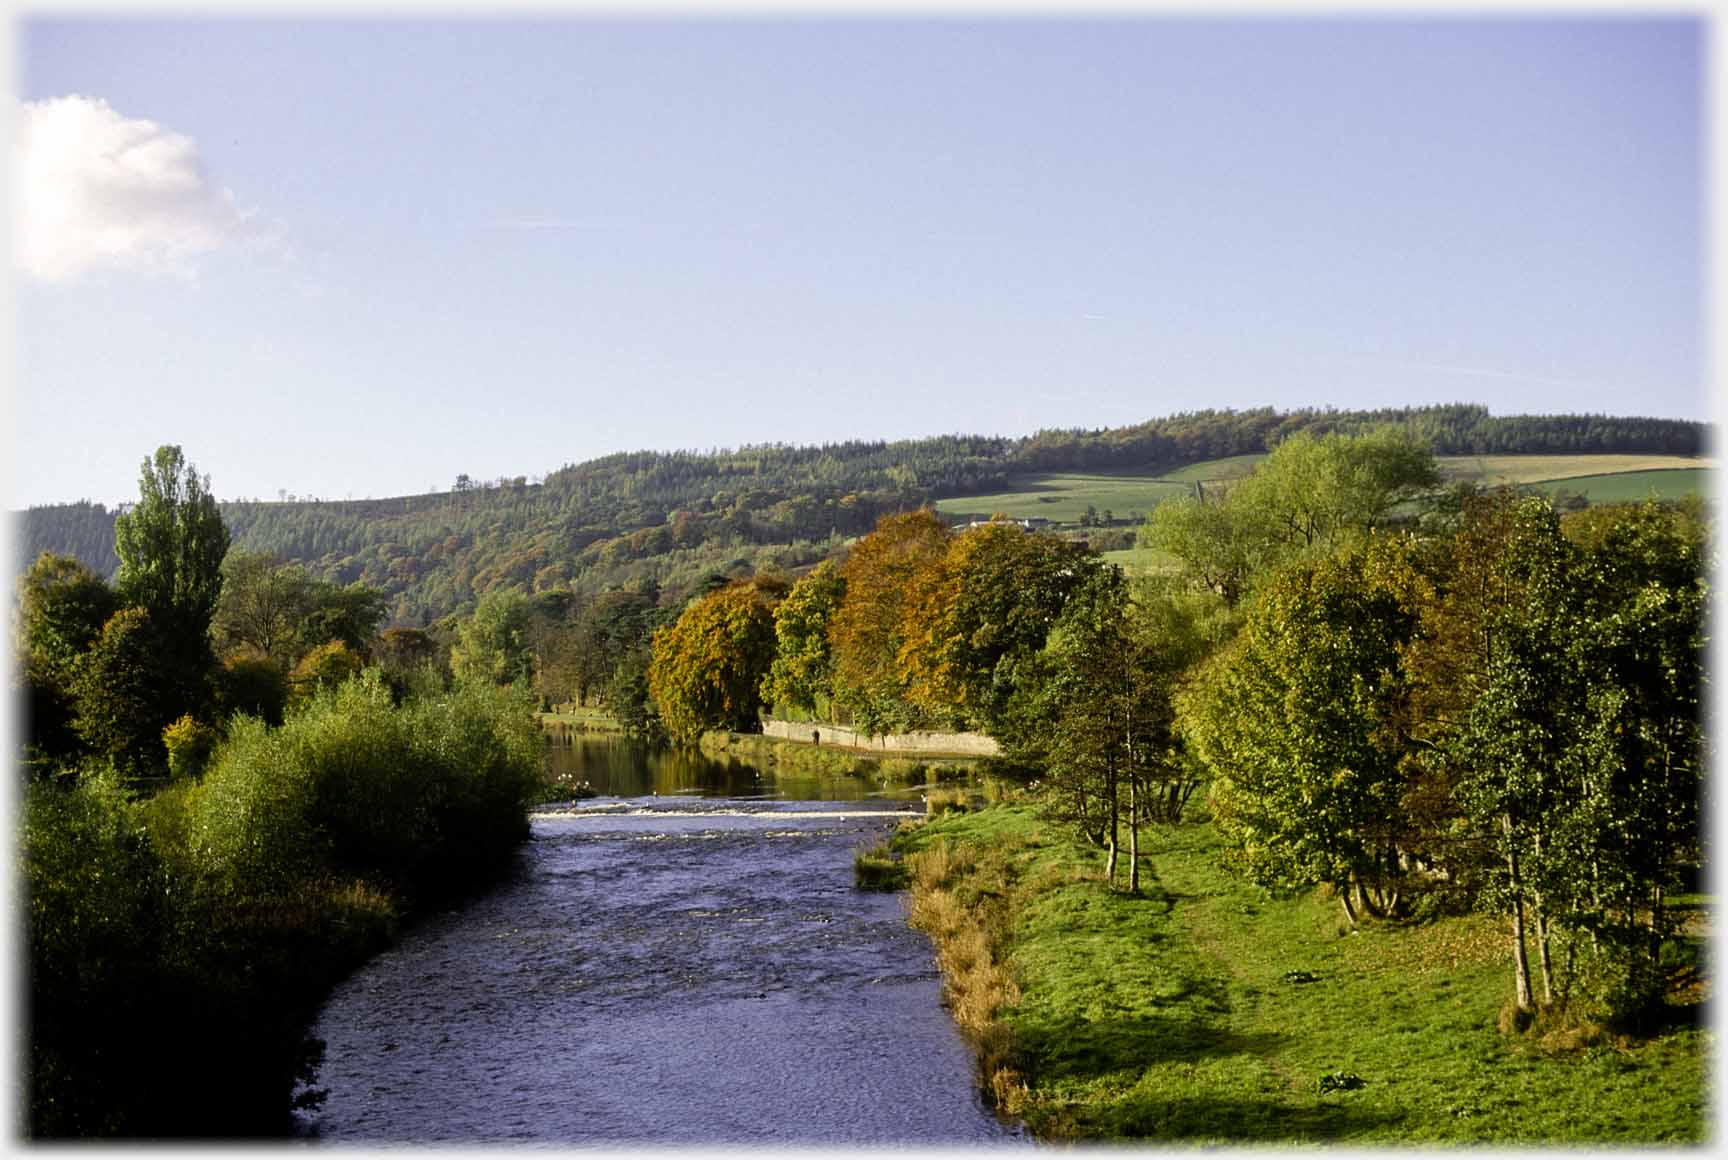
[23,770,173,1136]
[162,714,221,780]
[926,787,972,816]
[190,670,540,901]
[216,647,288,724]
[853,839,907,890]
[286,640,364,708]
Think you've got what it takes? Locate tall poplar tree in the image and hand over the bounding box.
[81,446,231,778]
[114,445,230,640]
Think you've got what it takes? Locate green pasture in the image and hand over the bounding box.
[1528,468,1712,505]
[934,473,1192,524]
[1150,454,1267,483]
[898,807,1707,1144]
[1436,454,1710,486]
[1100,545,1178,574]
[936,454,1712,530]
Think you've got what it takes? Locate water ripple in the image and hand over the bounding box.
[303,801,1022,1145]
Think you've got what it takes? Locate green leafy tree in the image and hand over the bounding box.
[212,551,312,662]
[1138,492,1268,608]
[69,608,185,780]
[605,644,662,742]
[648,578,780,743]
[762,561,846,719]
[1444,500,1591,1014]
[16,551,119,671]
[1444,498,1707,1021]
[299,579,387,659]
[14,552,119,763]
[572,588,660,706]
[1562,500,1707,990]
[1181,535,1430,925]
[24,772,174,1135]
[451,589,535,686]
[1015,569,1222,889]
[1145,429,1439,607]
[99,446,231,748]
[213,646,290,725]
[114,445,230,639]
[1233,428,1439,551]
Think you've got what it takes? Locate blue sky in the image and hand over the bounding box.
[13,14,1708,509]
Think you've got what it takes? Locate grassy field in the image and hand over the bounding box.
[1150,454,1268,483]
[934,473,1192,524]
[891,806,1708,1145]
[1434,454,1711,486]
[1528,468,1713,504]
[935,454,1711,529]
[1099,545,1178,573]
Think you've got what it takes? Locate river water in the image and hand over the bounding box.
[299,736,1023,1145]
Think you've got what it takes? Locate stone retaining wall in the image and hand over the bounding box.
[761,718,1001,756]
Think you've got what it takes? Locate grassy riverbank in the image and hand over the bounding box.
[538,704,626,733]
[891,805,1709,1144]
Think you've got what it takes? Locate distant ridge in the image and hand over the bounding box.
[15,405,1710,626]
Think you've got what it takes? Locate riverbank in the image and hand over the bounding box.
[891,805,1708,1144]
[698,728,976,783]
[539,705,627,735]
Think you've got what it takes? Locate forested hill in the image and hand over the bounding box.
[15,405,1708,626]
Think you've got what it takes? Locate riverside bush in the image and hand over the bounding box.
[24,771,173,1136]
[191,671,540,901]
[24,669,543,1138]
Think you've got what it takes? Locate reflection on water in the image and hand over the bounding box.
[543,732,946,803]
[302,740,1020,1146]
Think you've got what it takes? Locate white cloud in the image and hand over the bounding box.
[16,94,260,283]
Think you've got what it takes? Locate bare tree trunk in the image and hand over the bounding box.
[1340,884,1359,928]
[1104,758,1119,884]
[1128,769,1140,893]
[1506,816,1536,1013]
[1651,740,1674,967]
[1532,830,1554,1007]
[1534,903,1555,1008]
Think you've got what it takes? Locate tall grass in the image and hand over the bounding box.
[901,831,1035,1112]
[852,837,906,891]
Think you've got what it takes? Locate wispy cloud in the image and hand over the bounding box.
[16,94,269,283]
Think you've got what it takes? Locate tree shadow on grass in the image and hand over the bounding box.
[1055,1091,1401,1143]
[1014,1010,1286,1083]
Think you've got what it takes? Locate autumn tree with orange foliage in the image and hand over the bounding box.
[827,510,952,733]
[897,522,1100,731]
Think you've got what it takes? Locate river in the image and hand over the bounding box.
[298,735,1024,1145]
